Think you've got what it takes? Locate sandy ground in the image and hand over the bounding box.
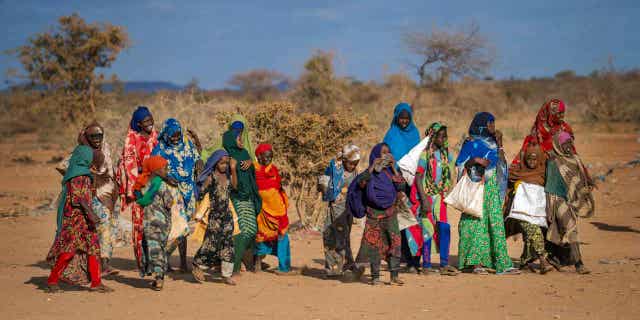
[0,125,639,320]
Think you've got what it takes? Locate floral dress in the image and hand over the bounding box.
[46,176,100,283]
[193,175,235,269]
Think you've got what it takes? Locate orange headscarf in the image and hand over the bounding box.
[133,156,167,191]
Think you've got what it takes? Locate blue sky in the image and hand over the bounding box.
[1,0,639,89]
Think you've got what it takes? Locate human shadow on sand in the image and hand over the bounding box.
[590,222,640,234]
[25,276,86,293]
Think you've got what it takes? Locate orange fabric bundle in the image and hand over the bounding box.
[133,156,167,191]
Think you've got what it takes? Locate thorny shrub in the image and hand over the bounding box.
[216,101,372,229]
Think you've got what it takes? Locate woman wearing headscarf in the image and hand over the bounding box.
[202,114,255,161]
[455,112,520,275]
[513,99,574,165]
[382,102,421,274]
[254,144,291,274]
[116,106,158,273]
[382,102,421,163]
[413,122,457,275]
[191,150,237,285]
[152,118,201,272]
[223,129,262,273]
[134,156,185,290]
[545,132,595,275]
[46,145,113,293]
[56,122,118,275]
[505,142,552,274]
[354,143,405,286]
[319,144,361,278]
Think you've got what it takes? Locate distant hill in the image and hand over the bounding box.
[2,81,185,93]
[101,81,184,93]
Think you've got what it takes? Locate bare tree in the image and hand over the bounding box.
[227,69,288,100]
[403,22,494,86]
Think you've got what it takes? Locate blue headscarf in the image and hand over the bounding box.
[366,143,397,209]
[468,112,495,138]
[152,118,199,209]
[195,149,228,200]
[130,106,152,132]
[383,102,421,162]
[322,159,344,202]
[456,112,498,170]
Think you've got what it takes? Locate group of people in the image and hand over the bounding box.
[43,98,596,292]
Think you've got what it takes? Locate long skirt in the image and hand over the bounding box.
[142,207,171,278]
[231,198,257,272]
[356,214,401,277]
[193,205,235,278]
[322,202,355,275]
[458,172,513,273]
[520,221,546,264]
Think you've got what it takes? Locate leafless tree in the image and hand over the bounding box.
[403,22,494,86]
[227,69,289,100]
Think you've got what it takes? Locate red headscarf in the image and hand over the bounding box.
[255,143,272,157]
[133,156,167,191]
[513,99,574,165]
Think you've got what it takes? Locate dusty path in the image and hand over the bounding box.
[0,127,639,320]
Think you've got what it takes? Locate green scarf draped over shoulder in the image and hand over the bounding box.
[222,130,261,214]
[202,114,255,161]
[56,145,94,236]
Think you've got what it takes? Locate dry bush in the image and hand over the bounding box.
[291,50,349,114]
[216,101,372,229]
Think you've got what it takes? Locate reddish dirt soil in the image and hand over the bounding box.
[0,125,639,320]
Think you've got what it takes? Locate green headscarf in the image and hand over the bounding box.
[202,114,255,161]
[422,122,453,195]
[222,130,261,214]
[56,145,94,236]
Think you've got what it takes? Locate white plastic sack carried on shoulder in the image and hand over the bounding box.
[444,174,484,218]
[398,136,430,186]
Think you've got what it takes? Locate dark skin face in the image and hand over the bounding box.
[236,134,244,149]
[155,165,169,179]
[487,121,496,135]
[433,128,447,149]
[561,140,574,155]
[85,126,104,150]
[525,153,539,170]
[397,111,411,129]
[216,156,229,174]
[137,115,154,135]
[169,131,181,145]
[380,144,390,156]
[343,159,359,173]
[257,150,273,166]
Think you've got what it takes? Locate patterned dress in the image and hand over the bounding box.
[193,175,235,275]
[46,176,100,283]
[356,206,402,277]
[457,172,513,273]
[142,181,182,278]
[116,129,158,271]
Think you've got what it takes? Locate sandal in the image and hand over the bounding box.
[45,284,62,293]
[192,266,206,283]
[389,276,405,286]
[222,277,237,286]
[151,278,164,291]
[440,265,459,276]
[89,284,114,293]
[576,265,591,275]
[497,267,521,275]
[369,277,382,286]
[473,267,489,275]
